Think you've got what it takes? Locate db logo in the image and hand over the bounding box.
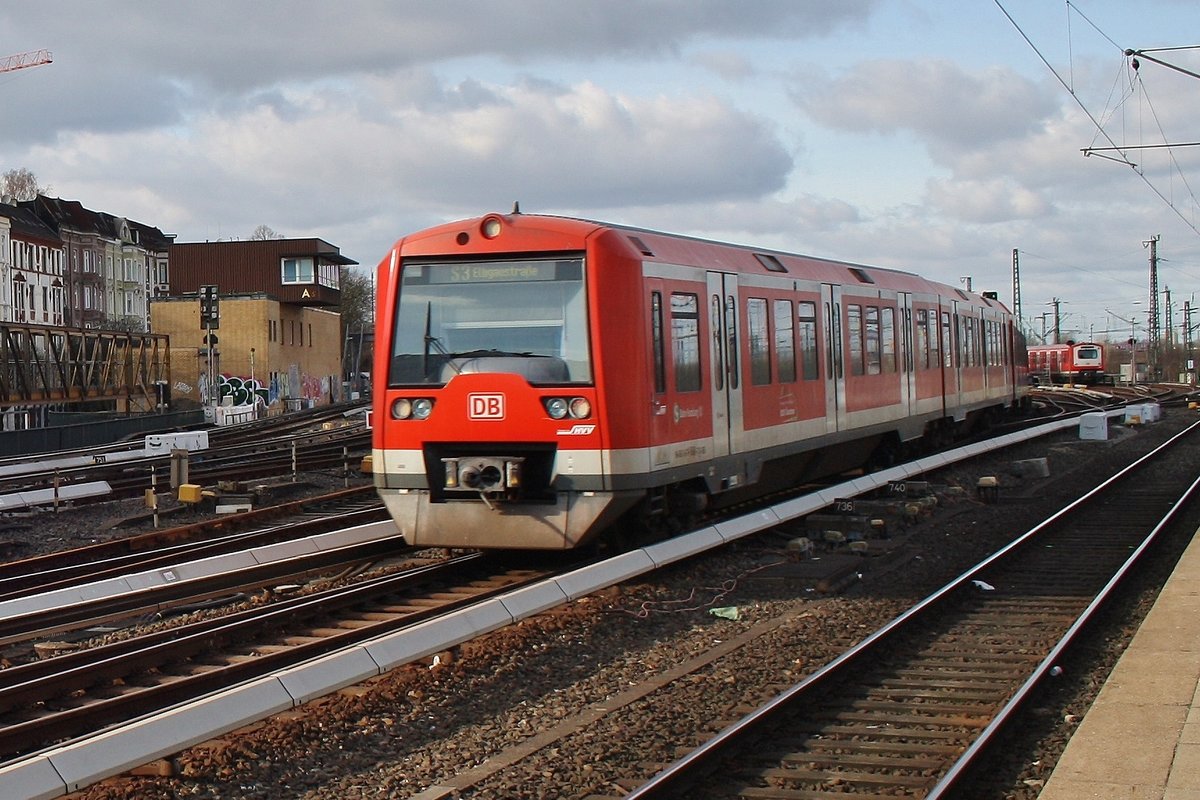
[468,393,505,419]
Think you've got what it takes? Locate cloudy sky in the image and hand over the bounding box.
[2,1,1198,343]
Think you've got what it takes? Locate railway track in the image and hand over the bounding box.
[0,486,385,603]
[0,405,1186,797]
[0,551,555,761]
[621,418,1200,798]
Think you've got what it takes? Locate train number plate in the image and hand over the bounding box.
[468,393,506,419]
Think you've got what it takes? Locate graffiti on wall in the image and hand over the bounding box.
[217,374,269,406]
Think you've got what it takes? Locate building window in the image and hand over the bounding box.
[282,257,315,284]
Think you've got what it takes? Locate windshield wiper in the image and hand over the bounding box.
[442,349,542,359]
[422,302,460,376]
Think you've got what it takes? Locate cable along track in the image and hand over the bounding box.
[629,418,1200,799]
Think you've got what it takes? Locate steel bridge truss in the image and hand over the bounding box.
[0,324,170,411]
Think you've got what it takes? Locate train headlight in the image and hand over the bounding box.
[505,460,521,488]
[391,397,434,420]
[569,397,591,419]
[544,397,569,419]
[442,458,459,488]
[481,216,503,239]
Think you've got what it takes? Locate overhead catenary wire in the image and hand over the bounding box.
[993,0,1200,238]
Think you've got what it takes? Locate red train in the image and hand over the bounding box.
[1027,342,1106,384]
[372,212,1028,550]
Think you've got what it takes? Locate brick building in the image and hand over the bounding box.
[155,238,356,410]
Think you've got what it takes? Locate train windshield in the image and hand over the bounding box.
[389,256,591,386]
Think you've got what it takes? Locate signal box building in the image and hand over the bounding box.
[154,238,355,410]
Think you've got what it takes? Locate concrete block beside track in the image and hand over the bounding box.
[44,676,294,792]
[644,526,725,568]
[715,508,782,542]
[311,521,400,550]
[364,598,514,671]
[274,646,383,705]
[168,550,259,582]
[0,755,66,800]
[250,537,320,563]
[555,550,656,600]
[498,581,570,620]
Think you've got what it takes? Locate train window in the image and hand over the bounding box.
[748,298,771,385]
[799,302,818,380]
[941,312,953,368]
[710,295,724,392]
[881,307,896,372]
[755,254,788,273]
[926,311,936,371]
[651,292,666,394]
[847,305,864,376]
[915,309,929,369]
[774,300,796,383]
[629,236,655,257]
[725,295,739,389]
[671,293,702,392]
[865,306,881,375]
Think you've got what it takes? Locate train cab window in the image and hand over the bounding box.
[865,306,881,375]
[651,292,666,393]
[671,293,702,392]
[798,302,818,380]
[774,299,796,383]
[881,307,896,372]
[748,298,771,385]
[847,304,864,376]
[389,256,591,386]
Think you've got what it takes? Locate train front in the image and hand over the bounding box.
[371,214,635,550]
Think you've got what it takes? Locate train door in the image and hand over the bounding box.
[821,284,847,432]
[647,281,672,466]
[706,272,743,457]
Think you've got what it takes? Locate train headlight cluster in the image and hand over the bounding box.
[543,396,591,420]
[391,397,435,420]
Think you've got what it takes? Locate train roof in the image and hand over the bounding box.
[391,211,1012,312]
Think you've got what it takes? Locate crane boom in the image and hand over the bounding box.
[0,49,53,74]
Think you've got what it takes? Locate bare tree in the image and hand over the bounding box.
[250,224,284,240]
[340,267,375,380]
[2,167,49,201]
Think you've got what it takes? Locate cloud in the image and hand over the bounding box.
[925,177,1052,223]
[792,58,1059,153]
[31,75,792,251]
